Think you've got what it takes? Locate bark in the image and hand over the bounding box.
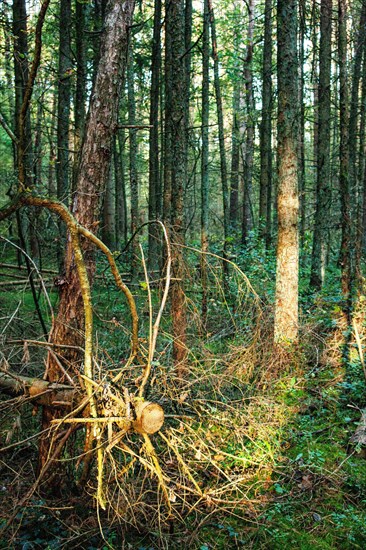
[208,0,229,270]
[56,0,72,204]
[349,1,366,197]
[0,372,79,409]
[241,0,255,245]
[298,0,306,252]
[168,0,188,374]
[148,0,162,271]
[47,91,57,198]
[0,372,164,435]
[311,1,319,210]
[259,0,273,247]
[229,5,241,231]
[310,0,332,290]
[42,0,136,473]
[73,0,87,190]
[338,0,351,298]
[102,164,116,249]
[163,0,173,225]
[184,0,192,192]
[13,0,33,188]
[201,0,210,327]
[274,0,299,343]
[127,47,140,281]
[51,0,135,363]
[361,46,366,251]
[114,131,128,246]
[350,2,366,275]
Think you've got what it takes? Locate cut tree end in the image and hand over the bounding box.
[132,400,164,434]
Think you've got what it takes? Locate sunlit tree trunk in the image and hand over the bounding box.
[274,0,299,343]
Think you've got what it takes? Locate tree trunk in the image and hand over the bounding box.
[168,0,188,375]
[241,0,255,245]
[338,0,351,298]
[208,0,229,272]
[349,1,366,198]
[259,0,273,248]
[229,4,241,232]
[148,0,162,271]
[274,0,299,343]
[127,47,140,281]
[115,132,128,246]
[310,0,332,290]
[201,0,210,328]
[56,0,71,204]
[41,0,136,472]
[298,0,306,253]
[102,164,116,249]
[73,0,87,191]
[163,0,173,226]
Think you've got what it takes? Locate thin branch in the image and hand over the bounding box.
[18,0,51,189]
[77,226,139,358]
[138,222,172,397]
[117,124,153,129]
[0,111,18,143]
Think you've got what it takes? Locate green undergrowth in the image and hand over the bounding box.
[1,249,366,549]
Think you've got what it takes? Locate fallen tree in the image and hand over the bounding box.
[0,370,164,435]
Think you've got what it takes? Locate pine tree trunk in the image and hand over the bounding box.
[148,0,162,271]
[102,164,116,249]
[298,0,306,253]
[338,0,351,298]
[163,0,173,225]
[115,132,128,246]
[201,0,210,328]
[259,0,273,248]
[40,0,136,474]
[310,0,332,290]
[168,0,188,374]
[229,5,241,232]
[73,0,87,190]
[241,0,255,244]
[208,0,229,272]
[127,47,139,281]
[56,0,71,203]
[274,0,299,343]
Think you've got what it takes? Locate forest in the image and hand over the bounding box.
[0,0,366,547]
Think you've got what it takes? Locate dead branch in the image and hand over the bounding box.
[0,371,79,408]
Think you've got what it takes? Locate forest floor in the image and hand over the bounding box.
[0,253,366,549]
